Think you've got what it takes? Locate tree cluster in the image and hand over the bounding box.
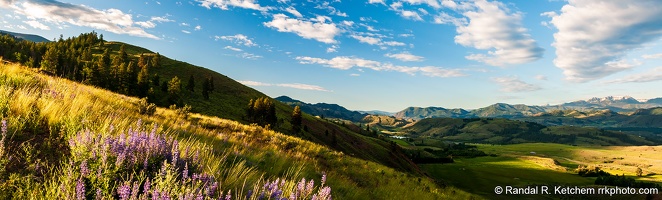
[246,97,277,127]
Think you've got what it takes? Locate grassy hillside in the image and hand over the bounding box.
[0,63,478,199]
[403,118,658,145]
[96,41,421,174]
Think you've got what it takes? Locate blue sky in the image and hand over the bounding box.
[1,0,662,112]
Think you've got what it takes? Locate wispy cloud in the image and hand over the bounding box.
[643,53,662,59]
[239,81,331,92]
[296,56,466,78]
[1,0,159,39]
[491,76,542,93]
[385,52,424,62]
[24,20,49,30]
[224,46,242,52]
[197,0,270,11]
[214,34,257,46]
[264,14,340,44]
[545,0,662,82]
[605,67,662,84]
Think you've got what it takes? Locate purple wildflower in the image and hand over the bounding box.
[1,119,7,136]
[183,163,189,180]
[76,178,85,200]
[225,190,231,200]
[321,172,327,186]
[117,182,131,200]
[144,178,151,195]
[246,190,253,199]
[80,160,89,177]
[131,181,140,199]
[306,179,314,196]
[95,188,102,200]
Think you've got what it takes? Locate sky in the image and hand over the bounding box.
[1,0,662,112]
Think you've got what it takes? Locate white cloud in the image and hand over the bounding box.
[546,0,662,82]
[399,33,414,37]
[368,0,384,5]
[451,1,543,66]
[642,53,662,59]
[296,56,466,78]
[381,41,405,46]
[326,45,338,53]
[136,16,174,29]
[535,75,548,80]
[180,22,190,26]
[398,10,423,21]
[606,67,662,84]
[433,12,466,26]
[194,25,201,30]
[24,20,49,30]
[197,0,270,11]
[1,0,158,39]
[350,73,361,76]
[491,76,542,93]
[215,34,257,46]
[264,14,340,44]
[241,52,262,59]
[351,35,381,45]
[385,52,424,62]
[239,81,331,91]
[181,30,191,34]
[224,46,242,52]
[135,21,156,28]
[285,7,303,18]
[341,20,354,26]
[401,0,441,9]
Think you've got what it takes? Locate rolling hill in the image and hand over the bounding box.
[402,117,660,145]
[275,96,367,122]
[0,29,50,42]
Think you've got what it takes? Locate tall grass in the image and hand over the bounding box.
[0,63,478,199]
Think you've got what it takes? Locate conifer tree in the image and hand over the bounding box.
[202,78,210,100]
[186,75,195,92]
[291,106,302,133]
[40,45,58,74]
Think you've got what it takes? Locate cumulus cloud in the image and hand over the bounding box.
[296,56,466,78]
[535,75,548,80]
[605,67,662,84]
[385,52,424,62]
[215,34,257,46]
[491,76,542,93]
[238,81,331,91]
[24,20,49,30]
[326,45,338,53]
[197,0,270,11]
[401,0,441,9]
[451,1,543,66]
[546,0,662,82]
[368,0,385,5]
[264,14,340,44]
[1,0,158,39]
[194,25,201,30]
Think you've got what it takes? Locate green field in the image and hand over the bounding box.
[421,143,662,199]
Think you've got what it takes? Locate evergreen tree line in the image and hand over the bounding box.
[246,97,277,127]
[0,31,217,106]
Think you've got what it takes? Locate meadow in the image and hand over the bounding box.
[420,142,662,199]
[0,62,478,199]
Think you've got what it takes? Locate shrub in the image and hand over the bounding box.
[137,97,156,116]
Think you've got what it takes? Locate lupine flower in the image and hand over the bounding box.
[225,190,231,200]
[183,163,189,180]
[95,188,102,200]
[321,173,327,186]
[76,178,85,200]
[117,182,131,200]
[246,190,253,199]
[80,160,89,177]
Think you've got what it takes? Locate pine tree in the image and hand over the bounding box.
[161,80,168,92]
[152,74,160,86]
[152,52,161,68]
[246,99,255,122]
[291,106,302,133]
[209,76,215,92]
[137,64,150,97]
[168,76,182,105]
[186,75,195,92]
[202,78,210,100]
[40,45,58,74]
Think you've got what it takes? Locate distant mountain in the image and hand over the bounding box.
[0,30,49,42]
[470,103,546,118]
[357,110,395,116]
[393,96,662,120]
[275,96,367,122]
[647,98,662,104]
[394,107,469,120]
